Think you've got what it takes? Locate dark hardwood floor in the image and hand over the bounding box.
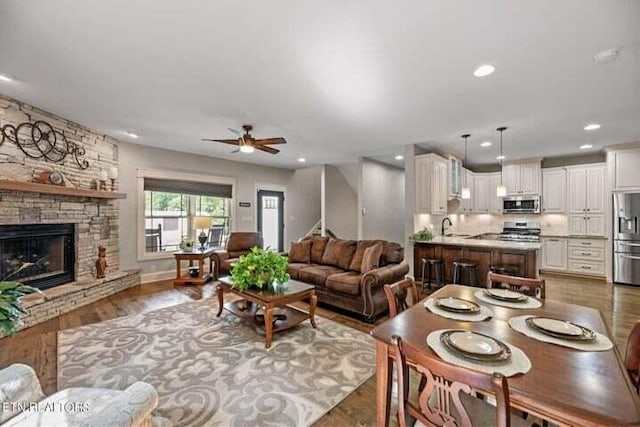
[1,274,638,426]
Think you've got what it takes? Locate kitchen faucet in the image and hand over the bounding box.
[441,217,452,236]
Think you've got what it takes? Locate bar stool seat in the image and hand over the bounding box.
[452,260,478,287]
[490,264,519,276]
[421,258,444,291]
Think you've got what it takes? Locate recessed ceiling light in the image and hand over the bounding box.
[496,155,506,160]
[297,157,306,163]
[580,144,593,150]
[584,123,601,131]
[0,74,15,83]
[395,155,404,160]
[125,131,139,139]
[473,64,495,77]
[480,141,492,147]
[593,48,619,64]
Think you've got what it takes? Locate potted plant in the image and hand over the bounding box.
[180,236,195,252]
[409,228,434,242]
[230,247,290,292]
[0,263,41,336]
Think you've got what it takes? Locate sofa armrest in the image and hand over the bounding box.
[0,364,45,423]
[79,382,159,427]
[361,262,410,290]
[211,250,229,262]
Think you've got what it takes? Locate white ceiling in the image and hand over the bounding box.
[1,0,639,169]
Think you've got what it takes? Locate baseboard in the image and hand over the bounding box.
[540,270,607,281]
[141,270,175,284]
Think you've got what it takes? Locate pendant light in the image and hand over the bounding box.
[461,134,471,199]
[496,126,508,197]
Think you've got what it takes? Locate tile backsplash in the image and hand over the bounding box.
[415,213,569,236]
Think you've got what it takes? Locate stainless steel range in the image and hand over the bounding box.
[471,220,541,242]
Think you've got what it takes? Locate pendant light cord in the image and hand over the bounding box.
[461,134,470,189]
[497,127,507,185]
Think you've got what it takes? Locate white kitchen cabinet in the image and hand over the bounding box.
[415,154,448,215]
[503,161,541,195]
[541,237,567,271]
[457,169,474,213]
[610,147,640,191]
[541,168,566,213]
[473,174,491,213]
[448,155,463,199]
[567,164,606,236]
[489,173,503,214]
[567,238,605,276]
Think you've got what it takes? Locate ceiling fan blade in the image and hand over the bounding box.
[255,145,280,155]
[254,137,287,145]
[202,138,240,145]
[228,128,241,136]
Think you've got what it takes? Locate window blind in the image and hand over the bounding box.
[144,178,232,198]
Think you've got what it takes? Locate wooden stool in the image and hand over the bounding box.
[452,260,478,286]
[421,258,444,291]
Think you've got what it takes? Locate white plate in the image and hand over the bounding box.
[435,297,479,312]
[485,288,528,301]
[530,317,583,336]
[448,331,502,356]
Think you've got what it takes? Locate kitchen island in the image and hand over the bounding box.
[414,236,541,287]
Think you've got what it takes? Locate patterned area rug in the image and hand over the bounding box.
[57,297,375,426]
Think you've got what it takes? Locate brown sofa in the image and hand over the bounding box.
[212,232,263,279]
[286,236,409,322]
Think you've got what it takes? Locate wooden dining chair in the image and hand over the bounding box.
[391,335,512,427]
[625,320,640,393]
[384,278,419,318]
[487,272,546,299]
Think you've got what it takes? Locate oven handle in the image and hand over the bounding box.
[619,254,640,260]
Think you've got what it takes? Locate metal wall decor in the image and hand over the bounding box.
[0,120,89,169]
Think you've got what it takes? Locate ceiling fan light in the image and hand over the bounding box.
[239,145,254,153]
[496,184,507,198]
[461,187,471,199]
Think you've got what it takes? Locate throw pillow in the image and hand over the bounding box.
[361,242,383,273]
[289,240,312,264]
[349,240,383,272]
[307,236,329,264]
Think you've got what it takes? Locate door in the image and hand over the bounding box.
[567,168,587,213]
[519,162,540,195]
[433,160,448,214]
[257,190,284,252]
[542,169,566,213]
[415,157,430,213]
[586,215,605,237]
[541,238,567,271]
[586,166,605,214]
[569,215,587,236]
[503,164,521,195]
[489,173,503,214]
[473,174,490,213]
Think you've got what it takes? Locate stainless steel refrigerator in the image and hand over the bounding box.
[614,193,640,285]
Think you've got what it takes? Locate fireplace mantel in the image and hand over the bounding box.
[0,179,126,199]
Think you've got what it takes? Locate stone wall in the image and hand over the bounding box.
[0,94,121,279]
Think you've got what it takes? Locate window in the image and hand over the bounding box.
[138,170,235,259]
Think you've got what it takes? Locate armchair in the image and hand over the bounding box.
[212,232,263,279]
[0,364,170,426]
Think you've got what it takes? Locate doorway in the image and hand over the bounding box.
[257,190,284,252]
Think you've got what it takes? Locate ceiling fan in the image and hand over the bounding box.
[202,124,286,154]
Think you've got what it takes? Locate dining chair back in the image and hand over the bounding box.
[391,335,511,427]
[487,272,546,299]
[383,279,419,318]
[625,320,640,393]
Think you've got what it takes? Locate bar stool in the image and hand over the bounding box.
[490,264,519,276]
[421,258,444,291]
[452,260,478,287]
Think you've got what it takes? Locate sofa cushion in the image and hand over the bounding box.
[349,240,384,272]
[289,240,312,264]
[321,238,357,270]
[304,236,330,264]
[326,272,362,295]
[228,250,250,259]
[361,242,383,273]
[287,263,317,280]
[299,265,344,286]
[381,241,404,266]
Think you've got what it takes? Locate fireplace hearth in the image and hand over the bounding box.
[0,224,75,290]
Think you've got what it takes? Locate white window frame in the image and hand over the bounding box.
[137,168,236,261]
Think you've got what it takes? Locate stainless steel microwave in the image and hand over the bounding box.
[502,195,541,214]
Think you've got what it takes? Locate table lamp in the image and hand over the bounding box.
[195,216,212,250]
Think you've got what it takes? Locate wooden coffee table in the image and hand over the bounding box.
[216,277,317,348]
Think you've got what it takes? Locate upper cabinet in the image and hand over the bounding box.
[542,168,566,213]
[567,164,606,236]
[416,154,448,215]
[503,161,541,195]
[448,155,463,199]
[488,173,503,214]
[458,169,474,213]
[609,146,640,191]
[473,173,491,214]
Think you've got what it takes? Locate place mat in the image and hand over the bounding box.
[508,315,614,351]
[424,298,493,322]
[427,330,531,377]
[474,290,542,309]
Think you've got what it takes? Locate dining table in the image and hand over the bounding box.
[370,284,640,427]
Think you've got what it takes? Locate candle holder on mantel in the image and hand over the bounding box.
[98,170,108,191]
[107,167,118,191]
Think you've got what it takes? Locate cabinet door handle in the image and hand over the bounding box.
[581,242,592,245]
[580,252,592,256]
[581,266,592,270]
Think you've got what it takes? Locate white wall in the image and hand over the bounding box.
[118,141,299,275]
[360,159,405,244]
[285,166,322,244]
[325,165,357,239]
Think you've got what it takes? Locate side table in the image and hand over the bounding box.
[173,248,216,285]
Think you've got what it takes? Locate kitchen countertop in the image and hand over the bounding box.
[539,234,608,240]
[414,236,541,250]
